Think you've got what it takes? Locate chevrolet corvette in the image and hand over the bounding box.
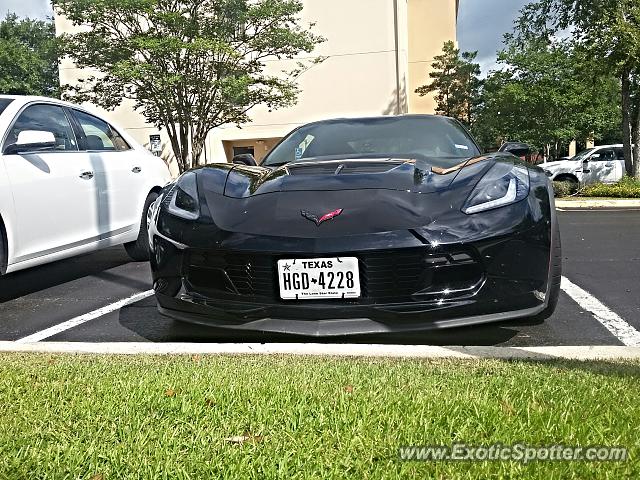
[148,115,561,336]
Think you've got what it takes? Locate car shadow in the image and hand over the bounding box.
[118,296,524,346]
[0,246,132,302]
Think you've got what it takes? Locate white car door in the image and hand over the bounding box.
[1,102,99,264]
[583,148,619,184]
[70,109,146,239]
[614,147,626,181]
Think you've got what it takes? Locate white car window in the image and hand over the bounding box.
[573,148,594,162]
[615,148,625,160]
[73,109,130,152]
[5,104,78,152]
[595,149,615,161]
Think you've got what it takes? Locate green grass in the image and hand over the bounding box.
[1,354,639,479]
[579,176,640,198]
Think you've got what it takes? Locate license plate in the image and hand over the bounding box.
[277,257,361,300]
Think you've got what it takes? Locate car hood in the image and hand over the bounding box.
[190,155,505,238]
[542,159,579,171]
[220,157,476,198]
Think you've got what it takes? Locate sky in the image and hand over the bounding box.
[458,0,532,74]
[3,0,529,76]
[1,0,52,20]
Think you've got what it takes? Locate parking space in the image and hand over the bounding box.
[559,209,640,329]
[0,209,637,346]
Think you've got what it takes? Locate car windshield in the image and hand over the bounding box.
[572,148,595,161]
[262,116,480,167]
[0,98,13,117]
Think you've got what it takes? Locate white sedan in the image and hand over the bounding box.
[0,95,171,275]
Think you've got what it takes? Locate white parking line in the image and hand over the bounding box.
[15,290,154,343]
[13,278,639,347]
[561,276,640,346]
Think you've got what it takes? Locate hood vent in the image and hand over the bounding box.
[287,160,405,176]
[222,158,459,198]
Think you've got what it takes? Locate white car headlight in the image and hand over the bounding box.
[167,172,200,220]
[462,162,530,214]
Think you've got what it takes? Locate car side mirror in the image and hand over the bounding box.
[3,130,56,155]
[582,159,590,173]
[232,153,257,166]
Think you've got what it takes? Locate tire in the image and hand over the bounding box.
[529,217,562,322]
[124,192,159,262]
[0,218,5,276]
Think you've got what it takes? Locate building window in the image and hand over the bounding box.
[233,146,255,157]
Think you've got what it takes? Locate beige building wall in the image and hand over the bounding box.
[407,0,459,113]
[55,0,457,171]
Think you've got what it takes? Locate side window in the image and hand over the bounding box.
[5,104,78,152]
[594,149,614,161]
[615,148,625,160]
[73,110,130,151]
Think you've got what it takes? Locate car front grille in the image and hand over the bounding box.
[185,248,484,303]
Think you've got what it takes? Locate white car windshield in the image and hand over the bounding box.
[572,148,595,162]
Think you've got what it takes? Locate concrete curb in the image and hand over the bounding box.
[1,342,639,360]
[556,199,640,209]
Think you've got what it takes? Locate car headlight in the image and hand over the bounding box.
[462,162,529,214]
[167,172,200,220]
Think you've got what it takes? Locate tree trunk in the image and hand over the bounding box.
[179,121,190,172]
[165,120,186,174]
[622,69,633,176]
[192,133,205,166]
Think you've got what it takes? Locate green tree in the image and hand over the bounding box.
[53,0,324,173]
[415,40,481,127]
[514,0,640,177]
[0,13,59,96]
[473,38,620,157]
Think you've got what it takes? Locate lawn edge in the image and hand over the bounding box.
[1,341,639,360]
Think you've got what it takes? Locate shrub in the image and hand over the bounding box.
[580,176,640,198]
[552,181,578,197]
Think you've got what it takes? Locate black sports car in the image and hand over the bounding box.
[148,115,561,336]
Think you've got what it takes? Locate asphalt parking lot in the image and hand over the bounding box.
[0,209,638,346]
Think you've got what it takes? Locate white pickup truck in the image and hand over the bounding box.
[542,144,625,187]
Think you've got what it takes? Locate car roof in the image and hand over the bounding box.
[0,95,86,111]
[0,94,110,122]
[0,94,142,148]
[297,114,454,128]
